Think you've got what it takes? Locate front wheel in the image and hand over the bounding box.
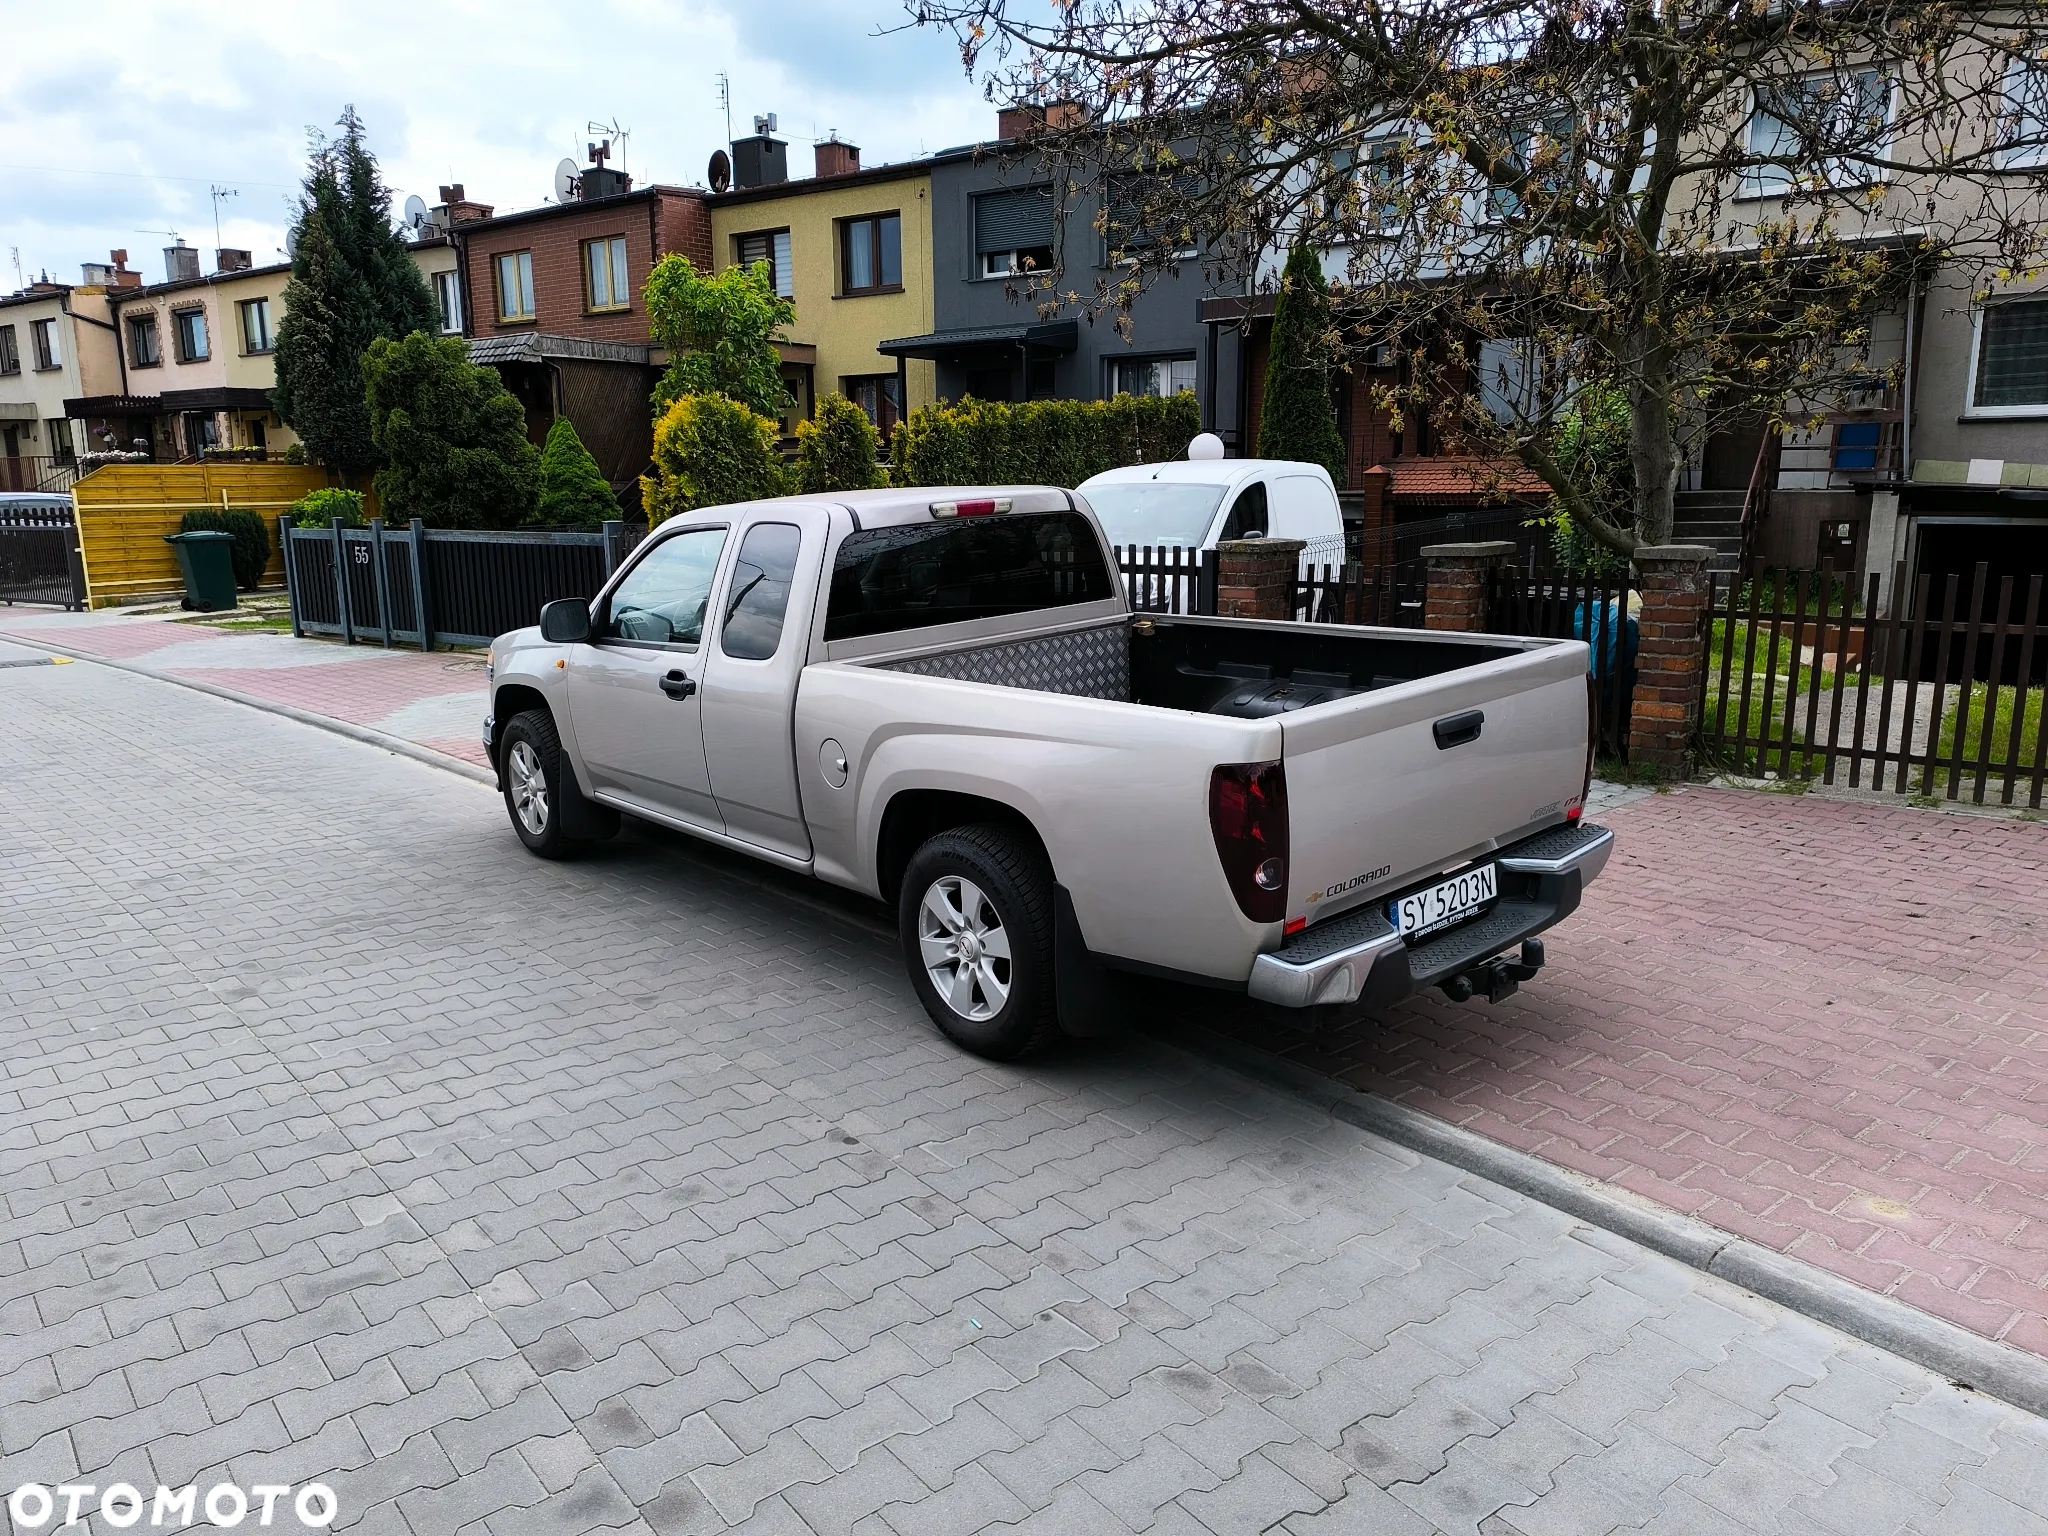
[898,825,1060,1060]
[501,709,587,860]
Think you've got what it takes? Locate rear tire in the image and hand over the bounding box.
[501,709,587,860]
[899,824,1061,1060]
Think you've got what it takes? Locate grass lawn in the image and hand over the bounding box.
[1933,685,2044,791]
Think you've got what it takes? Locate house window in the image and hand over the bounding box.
[1104,174,1198,262]
[974,187,1054,278]
[496,250,536,322]
[735,230,794,298]
[173,308,210,363]
[1109,356,1196,399]
[30,318,58,370]
[1970,299,2048,413]
[1743,69,1891,197]
[844,373,902,434]
[433,270,463,334]
[1997,58,2048,170]
[584,236,631,312]
[49,418,75,462]
[1830,420,1886,473]
[239,298,272,354]
[0,325,17,375]
[128,314,162,367]
[840,214,902,296]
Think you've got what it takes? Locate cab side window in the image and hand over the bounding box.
[602,527,728,647]
[1219,481,1267,541]
[721,523,803,660]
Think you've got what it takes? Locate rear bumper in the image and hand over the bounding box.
[1247,820,1614,1009]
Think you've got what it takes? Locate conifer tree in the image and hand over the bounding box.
[1257,243,1346,482]
[536,418,621,528]
[273,107,438,477]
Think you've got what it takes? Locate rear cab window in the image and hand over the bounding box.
[823,512,1116,641]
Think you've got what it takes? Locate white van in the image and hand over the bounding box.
[1077,451,1349,572]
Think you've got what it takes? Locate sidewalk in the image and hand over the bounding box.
[0,604,490,767]
[1196,786,2048,1359]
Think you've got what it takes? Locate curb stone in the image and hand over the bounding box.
[1163,1019,2048,1422]
[18,639,499,788]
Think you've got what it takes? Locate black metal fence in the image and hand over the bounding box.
[0,501,87,609]
[1491,566,1638,760]
[281,516,641,650]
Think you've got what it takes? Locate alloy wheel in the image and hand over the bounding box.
[507,740,549,836]
[917,874,1012,1021]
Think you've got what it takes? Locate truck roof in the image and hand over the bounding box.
[676,486,1081,532]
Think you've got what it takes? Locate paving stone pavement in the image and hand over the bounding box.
[4,653,2046,1536]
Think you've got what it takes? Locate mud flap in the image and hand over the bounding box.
[1054,885,1123,1038]
[558,760,621,842]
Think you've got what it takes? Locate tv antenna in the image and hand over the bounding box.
[209,185,239,251]
[716,73,733,146]
[9,247,22,290]
[586,119,630,174]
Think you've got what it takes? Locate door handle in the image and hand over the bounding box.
[1432,709,1484,750]
[659,669,696,700]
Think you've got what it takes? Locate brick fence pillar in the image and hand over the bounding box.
[1214,537,1305,620]
[1627,544,1716,773]
[1421,541,1515,632]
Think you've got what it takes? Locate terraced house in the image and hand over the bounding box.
[707,122,937,438]
[0,254,131,492]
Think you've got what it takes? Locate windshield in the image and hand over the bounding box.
[1082,482,1226,552]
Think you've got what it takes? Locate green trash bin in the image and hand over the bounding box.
[164,530,240,612]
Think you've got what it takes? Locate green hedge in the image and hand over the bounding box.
[286,487,367,530]
[643,393,789,524]
[795,393,884,493]
[889,392,1202,488]
[177,509,272,590]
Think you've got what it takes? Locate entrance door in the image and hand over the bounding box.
[1,425,20,491]
[563,523,732,829]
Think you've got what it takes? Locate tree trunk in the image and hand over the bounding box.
[1628,369,1678,549]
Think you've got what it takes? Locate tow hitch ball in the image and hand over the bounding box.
[1439,939,1545,1005]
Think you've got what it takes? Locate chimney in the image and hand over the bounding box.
[814,136,860,179]
[108,250,141,289]
[164,240,200,283]
[215,248,252,274]
[436,184,496,225]
[998,101,1087,141]
[732,115,788,189]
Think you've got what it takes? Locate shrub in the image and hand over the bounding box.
[889,391,1202,488]
[644,255,795,420]
[363,331,539,528]
[287,487,367,529]
[1540,383,1635,576]
[794,394,884,493]
[642,394,789,524]
[178,509,272,590]
[535,418,620,529]
[282,442,308,465]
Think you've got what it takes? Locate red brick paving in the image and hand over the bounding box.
[1203,787,2048,1355]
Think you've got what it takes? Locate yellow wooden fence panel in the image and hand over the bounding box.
[72,465,378,607]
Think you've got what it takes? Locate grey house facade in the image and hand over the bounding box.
[881,126,1248,446]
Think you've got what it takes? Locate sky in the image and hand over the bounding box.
[0,0,994,290]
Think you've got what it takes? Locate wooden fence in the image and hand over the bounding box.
[1699,560,2045,808]
[71,463,363,606]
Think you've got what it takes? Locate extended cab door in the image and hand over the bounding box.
[699,505,832,860]
[563,522,731,830]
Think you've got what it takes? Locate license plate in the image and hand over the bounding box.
[1391,863,1497,940]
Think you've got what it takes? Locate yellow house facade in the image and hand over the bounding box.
[707,144,936,437]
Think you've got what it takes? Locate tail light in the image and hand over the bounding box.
[1209,761,1289,923]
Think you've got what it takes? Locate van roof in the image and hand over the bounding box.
[1079,458,1333,491]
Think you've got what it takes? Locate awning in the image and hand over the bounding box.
[878,320,1078,360]
[467,333,651,367]
[65,387,275,415]
[0,402,35,421]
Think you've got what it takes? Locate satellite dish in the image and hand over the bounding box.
[285,227,300,261]
[554,158,581,202]
[402,194,428,234]
[708,149,732,193]
[1187,432,1226,461]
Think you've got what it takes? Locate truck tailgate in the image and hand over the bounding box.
[1281,639,1591,929]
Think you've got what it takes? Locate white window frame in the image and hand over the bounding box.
[1107,354,1197,400]
[1740,68,1894,200]
[0,324,17,375]
[1996,57,2048,170]
[29,317,59,370]
[433,270,463,334]
[496,251,536,322]
[172,307,209,364]
[1964,296,2048,418]
[239,297,272,355]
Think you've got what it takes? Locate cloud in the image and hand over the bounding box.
[0,0,990,284]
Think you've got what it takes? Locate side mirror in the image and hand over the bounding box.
[539,598,591,644]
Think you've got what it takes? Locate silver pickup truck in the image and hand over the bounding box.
[485,486,1612,1059]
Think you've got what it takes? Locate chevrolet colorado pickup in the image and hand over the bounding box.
[485,485,1612,1059]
